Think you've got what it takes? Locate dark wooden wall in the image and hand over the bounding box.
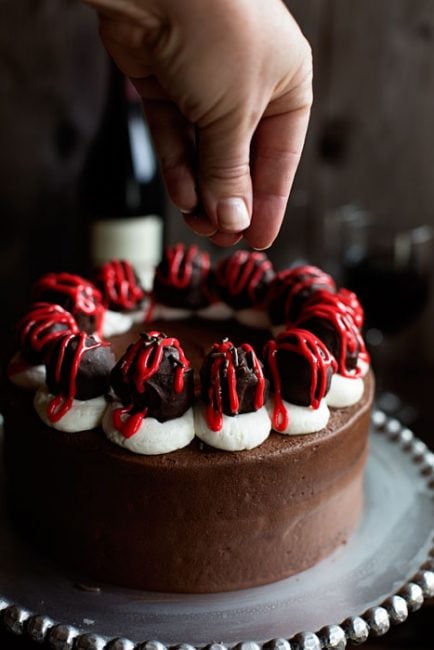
[1,0,434,363]
[285,0,434,362]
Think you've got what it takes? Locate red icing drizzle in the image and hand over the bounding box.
[17,302,79,361]
[33,273,105,335]
[47,333,104,423]
[156,243,210,289]
[206,340,265,433]
[268,265,336,324]
[113,331,190,439]
[336,288,365,329]
[297,291,368,376]
[263,328,337,432]
[96,259,145,310]
[216,251,273,304]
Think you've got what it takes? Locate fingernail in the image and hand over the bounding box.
[192,227,218,237]
[217,198,250,232]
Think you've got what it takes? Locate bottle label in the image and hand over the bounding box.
[91,216,163,289]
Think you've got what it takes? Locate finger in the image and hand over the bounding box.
[244,104,311,250]
[182,209,218,237]
[142,100,198,213]
[98,14,152,78]
[208,232,243,247]
[198,113,254,236]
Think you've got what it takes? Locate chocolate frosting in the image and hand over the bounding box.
[200,341,268,415]
[46,334,115,400]
[153,243,214,309]
[110,331,194,422]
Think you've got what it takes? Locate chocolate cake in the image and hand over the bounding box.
[3,246,374,594]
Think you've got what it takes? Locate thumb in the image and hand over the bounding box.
[198,115,253,234]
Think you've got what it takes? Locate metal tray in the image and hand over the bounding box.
[0,410,434,650]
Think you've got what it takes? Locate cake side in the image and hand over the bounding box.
[4,372,373,593]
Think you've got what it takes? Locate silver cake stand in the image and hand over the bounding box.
[0,409,434,650]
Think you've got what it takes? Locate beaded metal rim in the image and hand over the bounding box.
[1,409,434,650]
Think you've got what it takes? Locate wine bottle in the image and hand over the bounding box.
[80,62,165,289]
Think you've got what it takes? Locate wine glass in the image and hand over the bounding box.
[325,206,433,418]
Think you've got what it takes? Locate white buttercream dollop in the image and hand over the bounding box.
[8,352,46,390]
[196,302,234,320]
[34,387,107,432]
[153,304,193,320]
[358,357,370,377]
[194,404,271,451]
[271,324,286,338]
[102,310,133,337]
[103,403,195,455]
[268,397,330,435]
[235,308,271,329]
[326,373,364,408]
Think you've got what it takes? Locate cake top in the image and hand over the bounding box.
[9,245,370,454]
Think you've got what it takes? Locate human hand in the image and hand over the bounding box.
[84,0,312,249]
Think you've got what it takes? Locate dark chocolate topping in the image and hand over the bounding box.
[17,302,79,365]
[200,340,268,418]
[153,243,215,310]
[295,292,365,374]
[46,333,115,401]
[32,272,105,335]
[110,331,194,422]
[266,265,336,325]
[93,259,145,312]
[215,250,274,309]
[263,328,336,408]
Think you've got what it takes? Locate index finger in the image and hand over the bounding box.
[243,103,311,250]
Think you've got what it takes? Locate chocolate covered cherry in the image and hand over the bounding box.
[263,328,337,432]
[266,265,336,326]
[32,272,105,335]
[17,302,79,365]
[153,243,215,309]
[110,331,194,422]
[93,259,145,312]
[46,332,115,402]
[295,291,366,375]
[214,250,274,309]
[200,340,267,431]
